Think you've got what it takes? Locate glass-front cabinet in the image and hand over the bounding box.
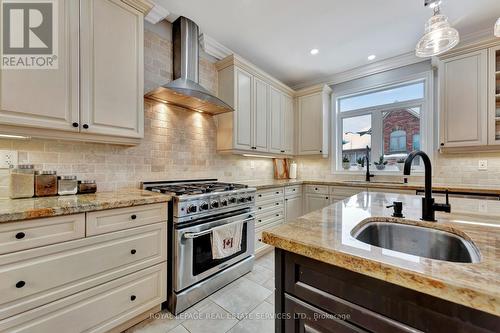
[489,45,500,144]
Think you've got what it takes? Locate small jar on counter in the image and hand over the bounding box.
[9,164,35,199]
[58,176,78,195]
[78,180,97,194]
[35,171,58,197]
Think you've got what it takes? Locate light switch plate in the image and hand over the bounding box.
[0,150,18,169]
[478,160,487,171]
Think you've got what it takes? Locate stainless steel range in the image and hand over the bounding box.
[142,179,256,314]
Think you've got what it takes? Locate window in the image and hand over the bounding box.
[335,78,431,172]
[390,130,407,153]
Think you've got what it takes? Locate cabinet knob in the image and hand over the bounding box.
[131,249,136,255]
[326,197,329,200]
[82,124,89,129]
[280,150,285,153]
[130,214,137,220]
[276,214,280,217]
[275,202,279,205]
[130,295,136,301]
[320,150,322,153]
[72,122,79,128]
[16,281,25,288]
[15,232,25,240]
[440,143,444,147]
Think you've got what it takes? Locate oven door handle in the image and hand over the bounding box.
[183,216,254,239]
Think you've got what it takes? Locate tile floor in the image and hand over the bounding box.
[124,250,275,333]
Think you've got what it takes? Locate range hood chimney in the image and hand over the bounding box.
[145,16,233,114]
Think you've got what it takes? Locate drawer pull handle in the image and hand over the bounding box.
[275,203,279,205]
[276,214,280,217]
[15,232,25,240]
[16,281,25,289]
[275,191,279,194]
[130,295,136,301]
[258,207,262,210]
[131,249,137,255]
[315,188,318,190]
[131,214,137,220]
[258,219,262,222]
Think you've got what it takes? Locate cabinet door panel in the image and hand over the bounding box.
[305,194,330,213]
[299,93,323,154]
[254,77,269,151]
[80,0,144,138]
[233,68,253,150]
[440,50,487,147]
[282,94,294,154]
[0,1,79,131]
[269,87,283,153]
[285,196,303,222]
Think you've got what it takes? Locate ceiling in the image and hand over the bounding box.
[154,0,500,89]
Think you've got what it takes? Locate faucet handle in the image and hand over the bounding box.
[386,201,404,218]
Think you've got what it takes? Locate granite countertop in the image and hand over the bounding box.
[242,178,500,195]
[262,192,500,316]
[0,189,172,223]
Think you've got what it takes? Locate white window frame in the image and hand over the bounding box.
[332,71,434,174]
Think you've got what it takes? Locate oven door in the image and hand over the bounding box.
[174,209,255,292]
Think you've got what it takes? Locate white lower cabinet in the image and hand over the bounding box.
[285,195,302,222]
[305,194,331,214]
[0,263,166,333]
[0,203,168,332]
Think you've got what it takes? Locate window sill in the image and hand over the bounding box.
[332,169,424,176]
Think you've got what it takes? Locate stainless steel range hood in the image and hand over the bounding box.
[145,16,233,114]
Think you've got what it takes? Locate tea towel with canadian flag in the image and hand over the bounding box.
[211,222,243,259]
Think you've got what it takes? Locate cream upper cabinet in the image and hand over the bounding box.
[0,1,80,132]
[80,0,144,139]
[297,85,332,156]
[0,0,150,144]
[439,49,488,148]
[488,45,500,145]
[216,55,294,156]
[269,86,283,154]
[253,77,269,151]
[282,94,294,154]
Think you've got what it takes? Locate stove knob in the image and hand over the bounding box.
[229,197,237,204]
[200,202,209,210]
[247,196,253,202]
[238,197,246,203]
[211,200,219,209]
[187,205,197,213]
[220,199,228,207]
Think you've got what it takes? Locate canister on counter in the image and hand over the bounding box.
[78,180,97,194]
[58,176,78,195]
[35,171,58,197]
[9,164,35,199]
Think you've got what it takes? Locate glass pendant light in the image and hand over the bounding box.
[415,0,459,58]
[495,18,500,37]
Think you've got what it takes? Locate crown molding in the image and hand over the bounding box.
[199,34,234,60]
[292,51,423,90]
[121,0,154,15]
[144,2,170,24]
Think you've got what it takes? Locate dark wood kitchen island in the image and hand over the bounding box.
[263,192,500,333]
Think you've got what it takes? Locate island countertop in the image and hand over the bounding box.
[262,191,500,316]
[0,189,172,223]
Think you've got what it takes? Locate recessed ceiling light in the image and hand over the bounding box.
[310,48,319,55]
[367,55,376,61]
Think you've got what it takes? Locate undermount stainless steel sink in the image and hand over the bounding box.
[352,221,481,263]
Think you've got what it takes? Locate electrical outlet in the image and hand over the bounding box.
[0,150,18,169]
[478,160,488,171]
[250,161,255,169]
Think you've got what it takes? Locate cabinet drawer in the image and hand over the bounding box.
[285,185,302,197]
[256,187,284,203]
[86,203,167,236]
[256,199,284,216]
[305,185,329,195]
[0,214,85,255]
[0,223,166,320]
[330,186,364,197]
[0,263,166,333]
[256,209,284,228]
